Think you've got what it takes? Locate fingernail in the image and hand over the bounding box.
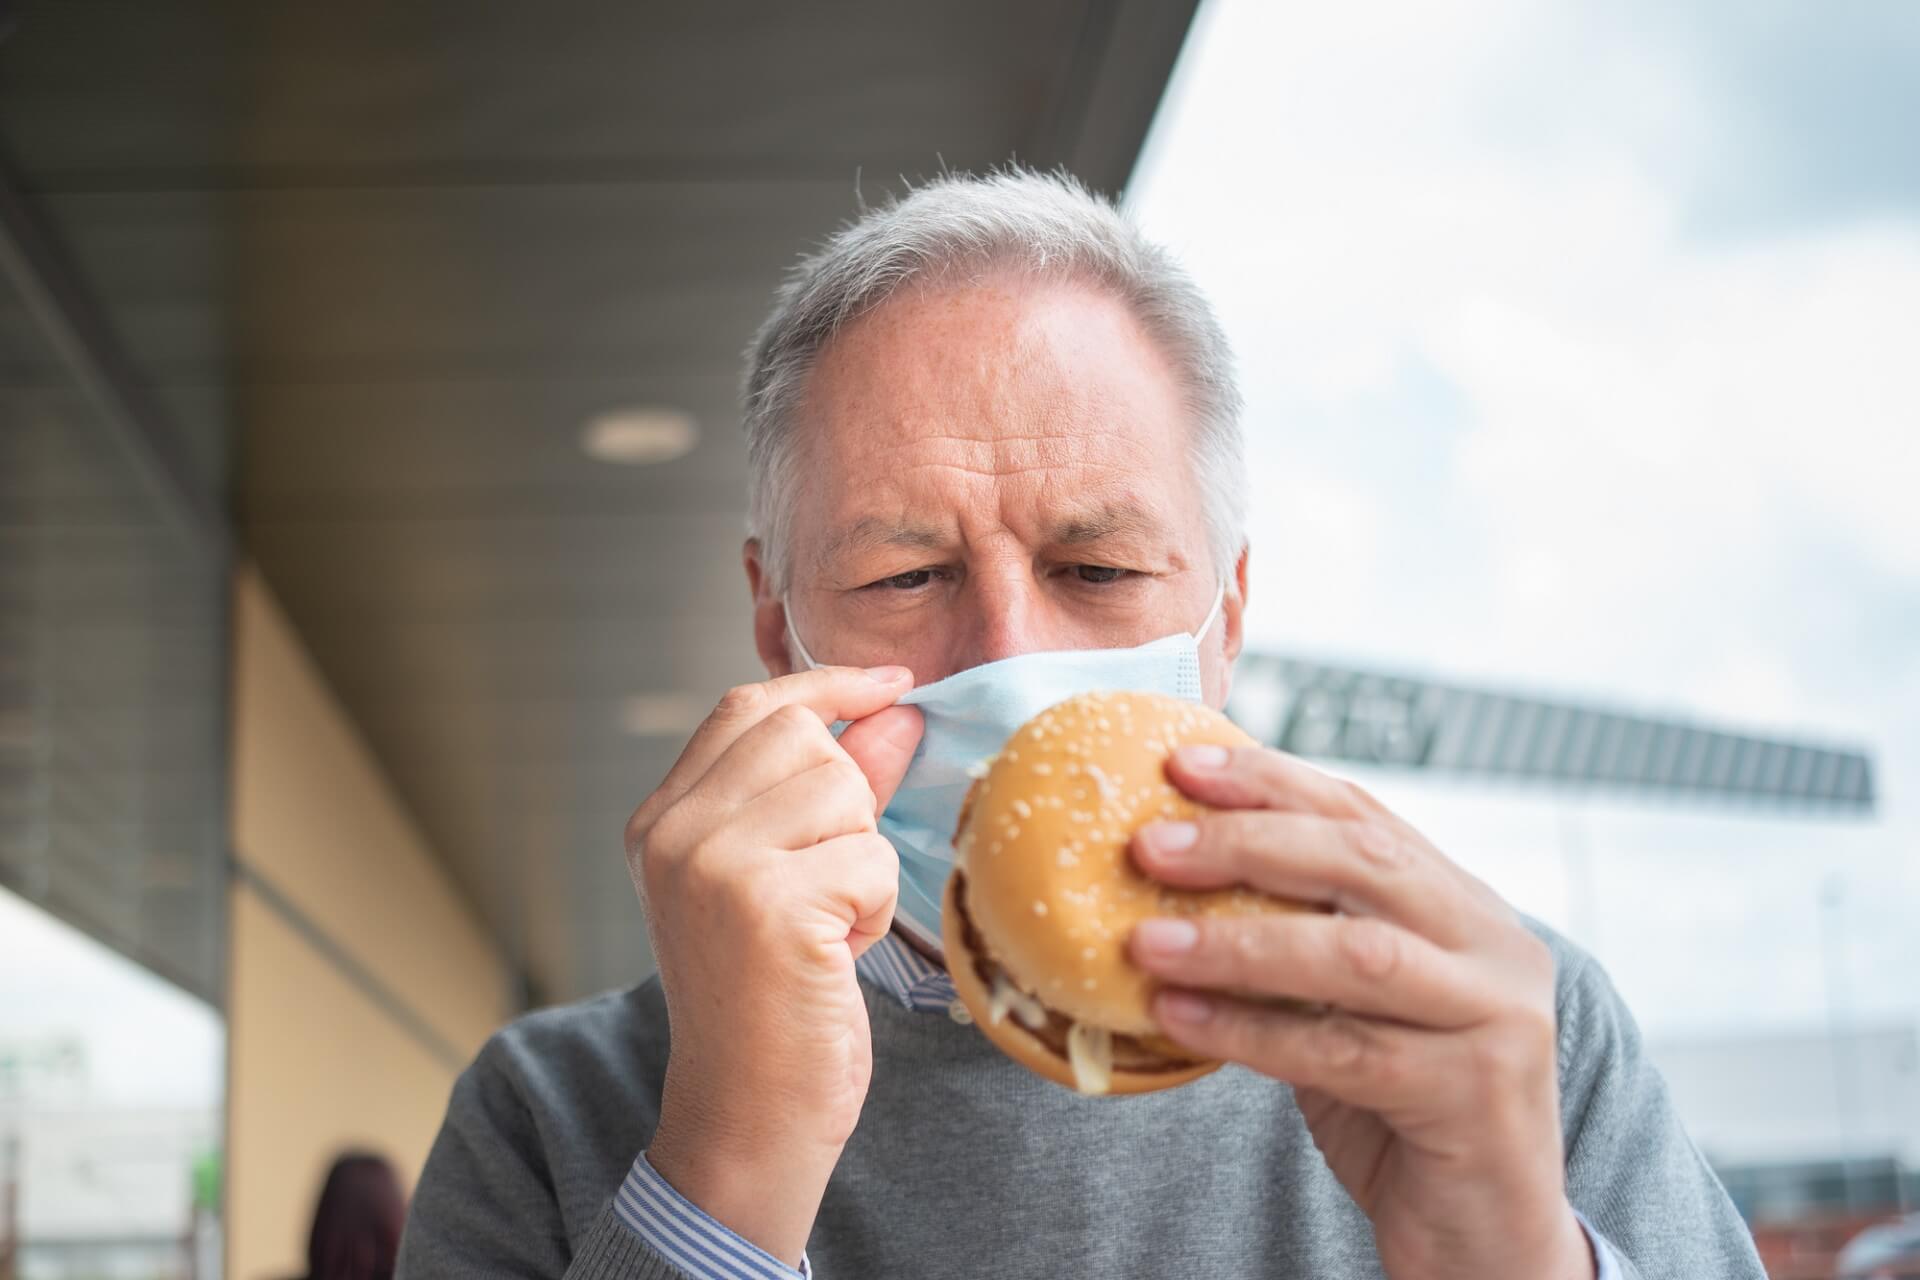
[1135,918,1198,956]
[1159,990,1214,1025]
[1178,744,1229,770]
[864,665,912,684]
[1144,820,1197,855]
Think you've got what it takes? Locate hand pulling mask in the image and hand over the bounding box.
[786,583,1225,954]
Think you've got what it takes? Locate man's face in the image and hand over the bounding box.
[746,273,1246,708]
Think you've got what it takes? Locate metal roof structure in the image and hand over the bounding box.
[1228,654,1876,813]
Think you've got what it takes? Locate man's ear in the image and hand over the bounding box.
[744,538,797,678]
[1225,542,1250,664]
[1210,542,1250,709]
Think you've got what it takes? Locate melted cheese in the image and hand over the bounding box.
[988,974,1049,1031]
[1066,1022,1115,1096]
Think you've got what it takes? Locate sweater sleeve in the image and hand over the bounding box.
[395,1032,696,1280]
[1553,946,1766,1280]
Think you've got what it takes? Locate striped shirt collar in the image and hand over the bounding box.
[855,930,958,1015]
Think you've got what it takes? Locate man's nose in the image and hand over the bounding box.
[963,571,1056,668]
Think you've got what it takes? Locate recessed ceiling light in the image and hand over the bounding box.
[620,693,710,737]
[580,407,699,465]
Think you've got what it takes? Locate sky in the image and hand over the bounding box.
[0,886,224,1111]
[1128,0,1920,1046]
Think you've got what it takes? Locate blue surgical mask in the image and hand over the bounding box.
[786,583,1226,955]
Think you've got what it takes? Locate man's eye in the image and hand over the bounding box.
[875,569,936,590]
[1074,565,1130,585]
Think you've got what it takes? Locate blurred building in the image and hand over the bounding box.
[1656,1024,1920,1207]
[6,1109,218,1280]
[1653,1025,1920,1276]
[1,1035,217,1278]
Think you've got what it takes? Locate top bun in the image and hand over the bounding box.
[954,689,1314,1038]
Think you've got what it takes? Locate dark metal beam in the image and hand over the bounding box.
[1045,0,1204,198]
[1227,652,1878,814]
[0,146,229,556]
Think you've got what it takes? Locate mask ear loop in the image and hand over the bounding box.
[783,597,822,671]
[1193,579,1227,643]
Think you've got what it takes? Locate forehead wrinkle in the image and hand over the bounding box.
[793,279,1206,580]
[858,426,1142,475]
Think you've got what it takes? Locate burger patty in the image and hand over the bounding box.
[952,872,1208,1075]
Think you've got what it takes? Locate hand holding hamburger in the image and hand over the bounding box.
[942,688,1320,1095]
[941,685,1594,1280]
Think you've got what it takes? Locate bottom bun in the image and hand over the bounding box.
[942,873,1221,1096]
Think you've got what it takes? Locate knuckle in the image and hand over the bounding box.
[1313,1011,1373,1074]
[637,806,684,870]
[1206,809,1260,859]
[1341,778,1384,816]
[639,815,703,900]
[767,701,819,736]
[714,681,770,722]
[828,755,871,796]
[831,787,878,835]
[1223,921,1267,977]
[809,758,872,819]
[849,829,896,867]
[623,805,653,859]
[1348,818,1410,870]
[1339,916,1402,982]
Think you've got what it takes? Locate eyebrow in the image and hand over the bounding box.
[815,500,1172,570]
[816,516,948,568]
[1047,500,1172,547]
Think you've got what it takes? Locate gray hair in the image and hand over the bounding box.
[741,166,1247,596]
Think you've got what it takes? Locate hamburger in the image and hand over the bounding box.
[942,689,1319,1095]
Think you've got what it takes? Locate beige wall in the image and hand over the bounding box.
[226,565,512,1280]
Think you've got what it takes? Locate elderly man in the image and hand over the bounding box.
[398,170,1765,1280]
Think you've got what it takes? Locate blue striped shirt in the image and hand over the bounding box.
[615,931,1620,1280]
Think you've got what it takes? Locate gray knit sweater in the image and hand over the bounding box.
[397,924,1765,1279]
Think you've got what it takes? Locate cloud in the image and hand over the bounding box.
[1130,0,1920,1049]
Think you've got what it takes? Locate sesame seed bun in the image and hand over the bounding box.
[943,873,1222,1095]
[942,689,1320,1095]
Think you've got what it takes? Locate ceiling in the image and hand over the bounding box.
[0,0,1202,1003]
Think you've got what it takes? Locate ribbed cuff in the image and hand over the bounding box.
[569,1203,703,1279]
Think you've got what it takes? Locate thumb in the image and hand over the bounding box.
[837,704,924,815]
